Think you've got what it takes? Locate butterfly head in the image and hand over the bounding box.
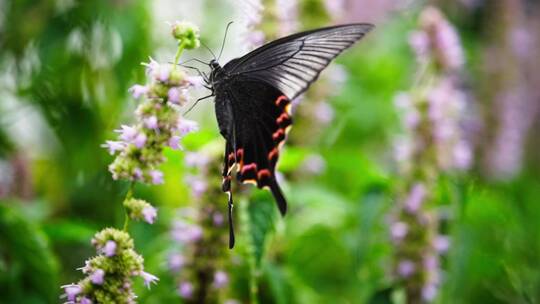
[209,59,220,70]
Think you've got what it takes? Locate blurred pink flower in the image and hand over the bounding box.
[397,260,415,277]
[178,281,194,298]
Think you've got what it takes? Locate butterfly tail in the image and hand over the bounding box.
[226,190,235,249]
[269,178,287,216]
[222,143,236,249]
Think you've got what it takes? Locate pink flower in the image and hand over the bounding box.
[404,183,426,213]
[140,271,159,289]
[168,87,187,105]
[80,297,92,304]
[171,222,203,243]
[176,118,199,136]
[117,125,138,142]
[101,141,125,155]
[178,281,193,298]
[62,284,81,302]
[149,170,164,185]
[409,31,429,61]
[422,284,438,301]
[90,269,105,285]
[143,57,170,82]
[184,152,210,168]
[143,57,160,75]
[185,175,207,198]
[186,76,204,88]
[133,133,147,148]
[433,235,450,253]
[144,116,158,129]
[142,205,158,224]
[390,221,408,241]
[168,136,182,150]
[213,213,224,227]
[213,271,229,288]
[397,260,415,277]
[313,102,334,124]
[101,240,117,257]
[168,253,185,272]
[133,167,143,180]
[129,84,149,99]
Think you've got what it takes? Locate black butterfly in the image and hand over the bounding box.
[199,23,373,248]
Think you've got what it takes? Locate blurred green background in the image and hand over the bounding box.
[1,0,540,303]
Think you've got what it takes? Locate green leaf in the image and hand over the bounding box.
[248,191,277,266]
[0,204,60,303]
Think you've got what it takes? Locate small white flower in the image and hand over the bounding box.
[142,205,158,224]
[101,141,125,155]
[140,271,159,289]
[176,118,199,136]
[186,76,204,88]
[129,84,149,99]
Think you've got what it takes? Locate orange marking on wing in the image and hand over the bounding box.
[243,179,257,185]
[268,147,279,161]
[236,149,244,160]
[241,163,257,174]
[257,169,271,180]
[285,103,292,114]
[276,113,290,126]
[272,129,285,141]
[275,95,288,107]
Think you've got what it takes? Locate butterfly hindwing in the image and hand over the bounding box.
[215,77,290,215]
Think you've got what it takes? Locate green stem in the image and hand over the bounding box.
[122,182,135,231]
[173,41,186,71]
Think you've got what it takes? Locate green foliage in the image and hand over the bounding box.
[1,1,540,303]
[0,203,59,303]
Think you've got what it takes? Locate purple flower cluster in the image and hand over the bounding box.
[61,228,158,303]
[103,55,200,184]
[166,150,233,302]
[395,7,471,172]
[391,6,468,303]
[276,0,299,36]
[409,6,464,71]
[237,0,265,50]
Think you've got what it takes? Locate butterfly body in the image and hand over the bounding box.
[207,23,374,248]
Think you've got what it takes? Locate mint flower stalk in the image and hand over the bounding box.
[168,148,232,303]
[391,7,470,303]
[62,21,202,303]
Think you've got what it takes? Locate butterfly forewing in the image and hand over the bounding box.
[223,23,374,100]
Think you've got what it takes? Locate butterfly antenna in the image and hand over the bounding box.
[200,41,217,61]
[217,21,234,61]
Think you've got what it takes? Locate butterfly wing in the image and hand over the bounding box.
[215,23,374,248]
[216,76,290,212]
[215,78,292,248]
[223,23,374,100]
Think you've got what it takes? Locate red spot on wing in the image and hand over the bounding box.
[272,129,285,142]
[268,147,279,161]
[241,163,257,174]
[257,169,271,180]
[276,112,290,127]
[275,95,289,107]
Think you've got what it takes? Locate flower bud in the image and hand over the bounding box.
[171,21,200,49]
